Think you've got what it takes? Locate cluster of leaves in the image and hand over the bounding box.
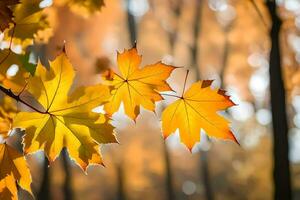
[0,0,237,199]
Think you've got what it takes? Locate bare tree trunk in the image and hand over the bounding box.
[190,1,214,200]
[191,0,202,71]
[114,1,139,200]
[62,149,73,200]
[200,151,214,200]
[125,0,137,45]
[220,33,229,88]
[163,140,175,200]
[37,158,51,200]
[265,1,292,200]
[116,164,126,200]
[162,1,184,199]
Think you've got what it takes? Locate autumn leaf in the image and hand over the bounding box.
[162,80,238,150]
[0,97,17,138]
[0,50,30,93]
[68,0,105,15]
[3,0,49,46]
[0,143,32,200]
[13,51,116,170]
[0,0,20,32]
[104,47,175,120]
[0,112,12,138]
[95,56,111,74]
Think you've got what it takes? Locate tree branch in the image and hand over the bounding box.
[249,0,268,29]
[0,85,46,114]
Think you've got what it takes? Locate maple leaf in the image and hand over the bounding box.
[0,143,32,200]
[67,0,105,15]
[104,47,175,120]
[0,97,17,138]
[3,0,49,46]
[162,80,238,150]
[0,0,20,32]
[13,51,117,170]
[0,112,12,138]
[95,56,111,74]
[0,50,30,93]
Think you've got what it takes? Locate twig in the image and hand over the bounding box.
[249,0,268,29]
[0,84,46,114]
[0,24,16,66]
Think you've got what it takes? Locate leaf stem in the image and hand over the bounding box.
[161,93,181,98]
[0,85,47,114]
[114,72,125,81]
[181,70,189,97]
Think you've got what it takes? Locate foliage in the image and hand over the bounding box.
[13,51,116,170]
[0,0,237,199]
[0,0,19,32]
[0,143,32,199]
[103,47,175,120]
[162,80,238,150]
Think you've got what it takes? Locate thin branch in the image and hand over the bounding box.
[0,84,47,114]
[249,0,268,29]
[17,82,28,97]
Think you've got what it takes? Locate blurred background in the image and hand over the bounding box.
[9,0,300,199]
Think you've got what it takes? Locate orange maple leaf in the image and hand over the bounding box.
[104,47,175,120]
[162,80,238,150]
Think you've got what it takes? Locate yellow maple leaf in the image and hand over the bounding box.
[68,0,105,15]
[0,50,30,93]
[3,0,49,47]
[0,0,20,32]
[104,47,175,120]
[0,143,32,200]
[0,97,17,138]
[162,80,238,150]
[13,51,116,170]
[56,0,105,16]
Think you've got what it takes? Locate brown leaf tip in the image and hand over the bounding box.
[132,41,137,49]
[201,80,213,88]
[163,134,169,140]
[218,89,236,106]
[62,41,67,53]
[228,131,240,146]
[187,146,193,153]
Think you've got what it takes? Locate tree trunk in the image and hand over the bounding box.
[62,149,73,200]
[114,1,138,200]
[191,1,214,200]
[125,0,137,45]
[266,1,292,200]
[163,140,175,200]
[37,158,50,200]
[200,151,214,200]
[220,33,229,88]
[116,164,126,200]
